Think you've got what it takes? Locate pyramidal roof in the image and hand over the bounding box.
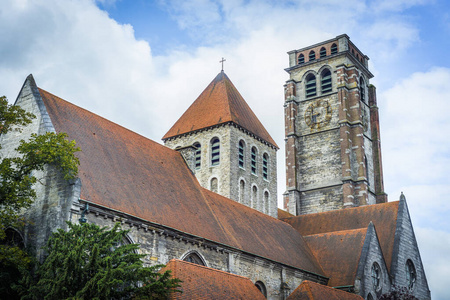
[163,71,278,148]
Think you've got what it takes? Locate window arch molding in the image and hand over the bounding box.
[193,142,201,169]
[255,281,267,297]
[319,47,327,58]
[239,177,247,204]
[250,145,259,175]
[210,137,220,166]
[320,68,332,94]
[2,227,25,248]
[238,139,246,169]
[297,53,305,64]
[303,71,318,98]
[251,184,259,209]
[181,250,207,267]
[262,152,269,180]
[308,50,316,61]
[210,177,219,193]
[330,43,338,55]
[263,189,270,214]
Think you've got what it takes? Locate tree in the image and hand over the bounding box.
[25,222,181,300]
[0,95,80,299]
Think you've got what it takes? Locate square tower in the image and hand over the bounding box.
[163,72,278,218]
[284,34,387,215]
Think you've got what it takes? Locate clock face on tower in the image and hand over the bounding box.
[304,99,332,129]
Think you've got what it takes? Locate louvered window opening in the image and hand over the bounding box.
[298,54,305,64]
[305,75,317,98]
[309,51,315,61]
[320,47,326,58]
[211,138,220,166]
[239,141,244,168]
[263,154,268,180]
[321,70,332,94]
[251,147,257,174]
[194,142,201,169]
[331,43,338,55]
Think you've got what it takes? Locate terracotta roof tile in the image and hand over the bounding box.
[287,280,364,300]
[162,72,278,148]
[279,202,399,272]
[160,259,266,299]
[38,87,324,276]
[303,228,367,287]
[278,208,295,219]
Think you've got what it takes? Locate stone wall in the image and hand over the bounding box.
[73,203,327,300]
[164,124,278,218]
[390,197,431,299]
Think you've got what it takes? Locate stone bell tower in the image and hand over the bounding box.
[283,34,387,215]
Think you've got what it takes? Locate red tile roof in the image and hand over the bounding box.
[278,208,295,219]
[303,228,367,287]
[160,259,266,300]
[38,87,324,276]
[287,280,364,300]
[162,72,278,148]
[279,202,399,272]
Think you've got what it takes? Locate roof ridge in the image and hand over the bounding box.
[38,88,162,146]
[304,227,368,238]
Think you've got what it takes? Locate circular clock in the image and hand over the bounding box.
[304,100,332,129]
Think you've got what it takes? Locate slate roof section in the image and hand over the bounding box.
[303,228,368,287]
[162,71,278,148]
[279,202,399,273]
[38,87,324,276]
[287,280,364,300]
[160,259,266,300]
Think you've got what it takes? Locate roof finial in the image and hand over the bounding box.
[220,57,226,72]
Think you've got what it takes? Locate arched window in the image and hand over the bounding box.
[360,77,366,103]
[320,47,326,58]
[371,262,381,290]
[262,153,268,180]
[331,43,338,55]
[298,53,305,64]
[406,259,416,289]
[2,228,24,248]
[264,191,269,214]
[251,147,257,175]
[210,177,218,193]
[309,50,316,61]
[305,74,317,98]
[367,293,374,300]
[183,252,206,266]
[321,69,332,94]
[351,49,355,55]
[239,180,245,203]
[193,142,201,169]
[255,281,267,298]
[211,138,220,166]
[356,53,360,60]
[252,186,258,209]
[239,140,245,168]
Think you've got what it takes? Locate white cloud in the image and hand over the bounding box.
[0,1,448,298]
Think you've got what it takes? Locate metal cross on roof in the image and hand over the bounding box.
[220,57,226,71]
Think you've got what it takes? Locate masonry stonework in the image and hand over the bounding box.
[164,124,277,218]
[284,34,386,215]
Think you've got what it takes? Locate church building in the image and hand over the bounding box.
[1,35,430,299]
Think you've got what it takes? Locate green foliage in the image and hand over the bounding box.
[25,222,181,300]
[0,96,80,298]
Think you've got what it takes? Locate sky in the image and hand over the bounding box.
[1,0,449,298]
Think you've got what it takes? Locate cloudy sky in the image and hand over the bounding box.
[1,0,449,298]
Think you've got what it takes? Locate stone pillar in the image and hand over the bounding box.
[369,85,387,203]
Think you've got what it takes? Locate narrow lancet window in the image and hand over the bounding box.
[211,138,220,166]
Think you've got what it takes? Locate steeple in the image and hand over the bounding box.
[163,72,277,148]
[163,72,278,217]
